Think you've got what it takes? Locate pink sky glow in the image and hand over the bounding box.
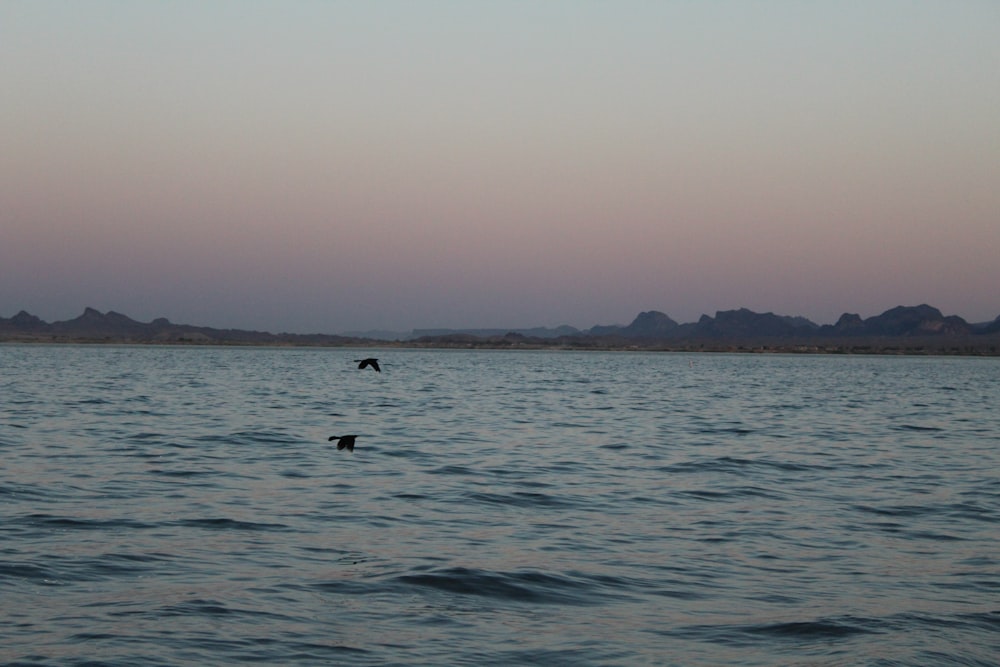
[2,3,998,333]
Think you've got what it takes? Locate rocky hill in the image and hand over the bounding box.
[579,304,993,341]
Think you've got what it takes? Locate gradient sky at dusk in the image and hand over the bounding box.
[3,2,998,333]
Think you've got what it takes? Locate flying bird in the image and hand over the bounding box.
[328,435,357,452]
[355,358,380,372]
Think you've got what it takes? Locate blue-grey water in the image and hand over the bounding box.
[1,345,997,666]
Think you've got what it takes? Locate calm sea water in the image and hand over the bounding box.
[1,345,997,666]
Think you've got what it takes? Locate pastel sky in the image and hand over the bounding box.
[3,2,998,333]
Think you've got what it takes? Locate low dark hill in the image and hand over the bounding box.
[0,307,365,346]
[588,310,680,340]
[980,316,1000,335]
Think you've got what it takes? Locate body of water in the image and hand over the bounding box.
[1,345,998,665]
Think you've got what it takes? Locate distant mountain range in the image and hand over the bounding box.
[406,304,1000,354]
[2,304,999,354]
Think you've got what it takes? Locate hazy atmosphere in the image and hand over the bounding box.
[3,2,998,334]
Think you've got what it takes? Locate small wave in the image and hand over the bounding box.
[0,483,51,499]
[697,425,755,436]
[462,490,580,509]
[675,485,785,503]
[853,503,933,518]
[905,530,966,542]
[679,489,734,502]
[647,586,707,600]
[157,598,237,617]
[948,502,998,523]
[0,561,56,583]
[147,468,218,478]
[956,610,1000,631]
[192,430,293,446]
[12,514,156,531]
[745,617,879,639]
[310,580,381,596]
[659,456,821,474]
[669,615,880,646]
[1,551,169,586]
[600,442,629,450]
[427,464,477,476]
[174,517,290,532]
[894,424,945,432]
[74,554,165,580]
[393,492,429,500]
[126,431,165,441]
[395,566,624,605]
[68,631,118,642]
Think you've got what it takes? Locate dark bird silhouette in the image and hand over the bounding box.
[328,434,357,452]
[355,358,380,372]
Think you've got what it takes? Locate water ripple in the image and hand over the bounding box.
[1,346,997,666]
